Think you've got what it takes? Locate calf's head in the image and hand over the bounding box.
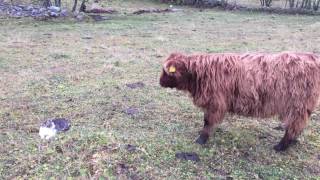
[160,53,192,90]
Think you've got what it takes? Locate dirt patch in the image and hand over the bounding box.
[115,163,140,180]
[175,152,200,162]
[126,82,145,89]
[116,163,130,174]
[124,107,139,116]
[125,144,137,152]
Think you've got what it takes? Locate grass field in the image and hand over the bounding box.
[0,0,320,179]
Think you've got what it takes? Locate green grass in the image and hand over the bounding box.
[1,1,320,179]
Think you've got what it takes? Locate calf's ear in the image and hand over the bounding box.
[168,65,176,73]
[164,53,188,75]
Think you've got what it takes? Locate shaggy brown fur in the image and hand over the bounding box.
[159,52,320,151]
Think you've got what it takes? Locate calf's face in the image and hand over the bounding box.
[160,54,191,90]
[159,68,178,88]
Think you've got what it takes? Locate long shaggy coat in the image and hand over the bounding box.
[159,52,320,151]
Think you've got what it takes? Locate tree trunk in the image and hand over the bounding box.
[79,0,86,12]
[289,0,295,8]
[307,0,312,9]
[313,0,320,11]
[72,0,78,12]
[266,0,272,7]
[43,0,52,7]
[54,0,61,7]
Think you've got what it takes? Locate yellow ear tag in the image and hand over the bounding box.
[169,66,176,73]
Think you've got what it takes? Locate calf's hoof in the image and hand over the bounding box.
[273,143,288,152]
[195,134,208,145]
[273,139,298,152]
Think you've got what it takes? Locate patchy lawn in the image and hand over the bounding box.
[0,1,320,179]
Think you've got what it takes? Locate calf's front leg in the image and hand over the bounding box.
[196,109,226,145]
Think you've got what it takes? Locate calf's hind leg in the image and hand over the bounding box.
[274,111,309,152]
[196,109,225,145]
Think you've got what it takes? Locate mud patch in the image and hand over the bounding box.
[115,163,140,180]
[124,107,139,116]
[175,152,200,162]
[116,163,129,174]
[126,82,145,89]
[125,144,137,152]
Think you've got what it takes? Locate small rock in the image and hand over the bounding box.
[25,5,33,11]
[15,11,22,17]
[31,9,39,16]
[39,8,46,13]
[39,126,57,140]
[13,6,22,11]
[39,118,71,140]
[48,6,61,12]
[175,152,200,162]
[49,11,59,17]
[44,11,50,17]
[51,118,71,131]
[60,9,68,16]
[55,146,63,153]
[41,118,70,132]
[75,12,85,21]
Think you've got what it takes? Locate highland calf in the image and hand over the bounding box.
[159,52,320,151]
